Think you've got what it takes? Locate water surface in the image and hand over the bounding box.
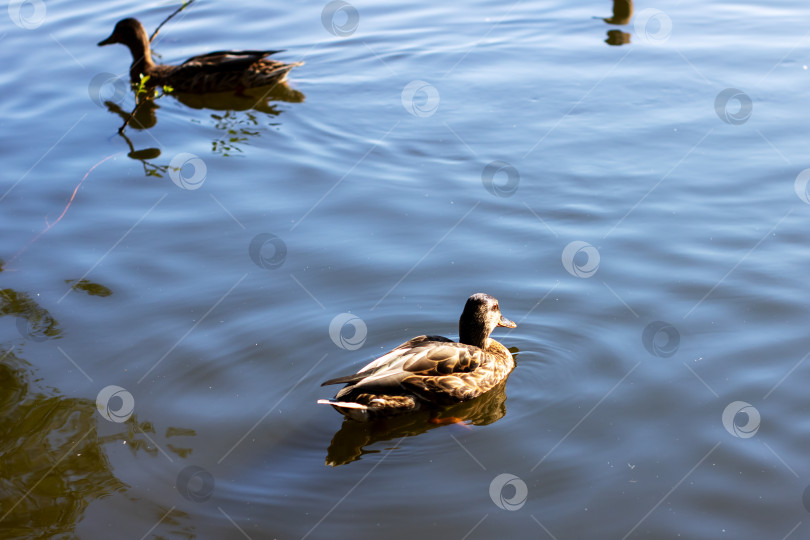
[2,0,810,538]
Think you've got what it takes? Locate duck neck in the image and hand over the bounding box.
[459,326,489,350]
[126,38,156,83]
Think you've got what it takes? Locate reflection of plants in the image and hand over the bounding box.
[0,350,198,536]
[211,111,261,156]
[167,427,197,459]
[65,279,113,297]
[0,351,126,536]
[0,275,200,535]
[0,288,61,341]
[97,417,195,460]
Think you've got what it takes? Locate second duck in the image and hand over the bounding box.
[98,18,303,93]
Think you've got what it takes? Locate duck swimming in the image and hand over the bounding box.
[98,18,303,93]
[318,293,516,421]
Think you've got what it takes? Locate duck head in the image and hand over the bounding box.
[458,293,515,349]
[98,18,154,83]
[98,18,149,48]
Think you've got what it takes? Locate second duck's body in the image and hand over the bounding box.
[318,293,516,421]
[98,18,302,93]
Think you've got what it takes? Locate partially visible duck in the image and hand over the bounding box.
[98,18,303,93]
[318,293,517,421]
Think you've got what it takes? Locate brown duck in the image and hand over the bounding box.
[98,18,303,93]
[318,293,516,421]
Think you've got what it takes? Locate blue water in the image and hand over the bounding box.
[2,0,810,538]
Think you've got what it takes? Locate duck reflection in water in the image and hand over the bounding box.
[602,0,632,45]
[103,76,304,127]
[606,29,632,46]
[324,376,513,466]
[103,82,304,160]
[103,81,304,175]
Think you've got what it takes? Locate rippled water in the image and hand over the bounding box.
[2,0,810,538]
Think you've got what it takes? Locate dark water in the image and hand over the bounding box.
[2,0,810,538]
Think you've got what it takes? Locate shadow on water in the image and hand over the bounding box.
[325,348,519,467]
[0,282,201,538]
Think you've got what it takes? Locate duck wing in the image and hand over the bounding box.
[323,336,482,399]
[178,50,285,73]
[321,335,450,387]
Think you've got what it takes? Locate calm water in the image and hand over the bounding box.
[2,0,810,538]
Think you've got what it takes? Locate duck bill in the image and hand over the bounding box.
[497,315,516,328]
[98,34,116,47]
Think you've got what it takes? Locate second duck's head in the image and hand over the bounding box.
[458,293,515,349]
[98,18,149,50]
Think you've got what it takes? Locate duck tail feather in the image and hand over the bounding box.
[320,372,368,387]
[316,399,369,410]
